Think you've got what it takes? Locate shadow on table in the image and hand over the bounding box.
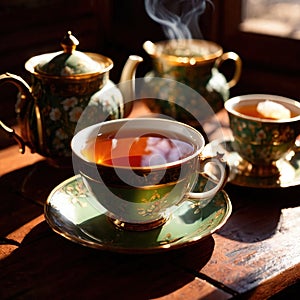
[216,183,300,243]
[0,161,73,237]
[0,165,42,238]
[0,220,216,299]
[197,184,300,299]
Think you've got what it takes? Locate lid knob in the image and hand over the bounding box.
[61,31,79,54]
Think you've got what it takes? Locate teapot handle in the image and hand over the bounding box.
[0,120,26,153]
[0,73,35,154]
[215,52,242,89]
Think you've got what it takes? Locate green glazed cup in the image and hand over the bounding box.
[225,94,300,176]
[72,118,228,231]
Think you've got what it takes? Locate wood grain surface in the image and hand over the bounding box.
[1,105,299,299]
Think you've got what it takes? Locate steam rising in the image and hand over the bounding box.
[145,0,209,39]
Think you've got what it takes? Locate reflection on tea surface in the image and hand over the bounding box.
[81,131,195,168]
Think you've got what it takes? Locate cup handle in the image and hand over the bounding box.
[215,52,242,89]
[186,154,229,200]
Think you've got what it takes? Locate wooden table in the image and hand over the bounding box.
[1,104,299,299]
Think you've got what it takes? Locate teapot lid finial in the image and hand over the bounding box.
[61,31,79,54]
[32,30,113,76]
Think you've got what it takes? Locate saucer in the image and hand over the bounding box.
[44,175,232,254]
[203,139,300,188]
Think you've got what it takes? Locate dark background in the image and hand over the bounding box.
[0,0,299,124]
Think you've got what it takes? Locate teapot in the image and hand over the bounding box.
[142,39,242,124]
[0,32,143,167]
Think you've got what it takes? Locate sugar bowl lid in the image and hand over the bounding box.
[26,31,113,77]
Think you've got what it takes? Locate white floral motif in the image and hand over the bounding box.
[237,121,245,132]
[61,97,78,111]
[256,129,267,142]
[69,106,83,122]
[49,108,62,121]
[55,128,68,140]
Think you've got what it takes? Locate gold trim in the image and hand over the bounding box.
[34,101,44,152]
[107,216,167,231]
[144,39,223,66]
[44,175,232,254]
[25,52,113,79]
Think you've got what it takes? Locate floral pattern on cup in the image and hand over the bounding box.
[229,110,298,166]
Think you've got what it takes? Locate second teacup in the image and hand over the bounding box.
[225,94,300,176]
[72,118,228,231]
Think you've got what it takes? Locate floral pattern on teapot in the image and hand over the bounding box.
[143,40,242,124]
[30,76,122,158]
[0,32,143,167]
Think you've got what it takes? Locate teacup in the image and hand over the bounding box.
[71,118,228,231]
[225,94,300,176]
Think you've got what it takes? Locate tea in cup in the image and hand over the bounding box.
[225,94,300,176]
[71,118,228,231]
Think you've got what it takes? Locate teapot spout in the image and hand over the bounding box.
[119,55,143,117]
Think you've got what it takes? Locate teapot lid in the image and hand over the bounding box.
[30,31,113,76]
